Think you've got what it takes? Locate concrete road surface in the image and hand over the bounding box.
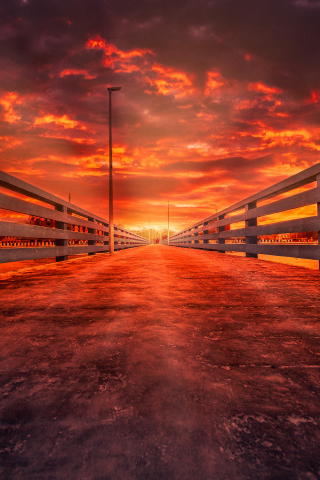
[0,245,320,479]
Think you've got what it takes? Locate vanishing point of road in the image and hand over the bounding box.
[1,245,320,479]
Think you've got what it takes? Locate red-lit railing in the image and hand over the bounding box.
[0,170,147,264]
[164,163,320,264]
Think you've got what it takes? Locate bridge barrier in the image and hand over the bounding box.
[163,163,320,265]
[0,170,147,263]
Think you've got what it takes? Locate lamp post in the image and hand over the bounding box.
[108,86,121,255]
[168,201,169,246]
[149,219,151,245]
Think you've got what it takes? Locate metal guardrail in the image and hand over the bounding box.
[163,163,320,263]
[0,170,148,263]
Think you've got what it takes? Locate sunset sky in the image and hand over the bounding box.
[1,0,320,231]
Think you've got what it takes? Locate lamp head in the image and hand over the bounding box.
[108,86,121,92]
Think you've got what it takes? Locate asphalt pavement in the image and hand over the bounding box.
[1,245,320,479]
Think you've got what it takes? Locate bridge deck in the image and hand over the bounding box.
[1,245,320,479]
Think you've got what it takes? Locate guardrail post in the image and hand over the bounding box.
[203,221,209,249]
[317,174,320,269]
[88,217,96,256]
[188,228,192,247]
[194,226,199,244]
[55,205,68,262]
[114,226,118,251]
[218,214,225,253]
[103,222,109,251]
[245,201,258,258]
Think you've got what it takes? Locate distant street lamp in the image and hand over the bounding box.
[108,86,121,255]
[149,219,151,245]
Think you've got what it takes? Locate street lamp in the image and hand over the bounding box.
[168,201,169,246]
[108,86,121,255]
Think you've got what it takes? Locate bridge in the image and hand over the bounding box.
[1,166,320,479]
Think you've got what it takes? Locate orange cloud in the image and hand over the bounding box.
[248,82,282,101]
[145,65,194,98]
[86,36,107,49]
[57,145,137,176]
[0,136,22,151]
[0,92,22,123]
[242,127,315,153]
[187,142,210,156]
[40,131,95,144]
[34,114,86,129]
[205,71,224,95]
[260,128,311,142]
[86,36,152,72]
[59,69,96,79]
[249,83,282,94]
[86,36,194,97]
[308,90,320,103]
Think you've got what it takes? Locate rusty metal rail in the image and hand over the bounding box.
[165,163,320,264]
[0,170,147,263]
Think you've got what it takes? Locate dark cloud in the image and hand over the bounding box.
[1,0,320,93]
[161,154,274,173]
